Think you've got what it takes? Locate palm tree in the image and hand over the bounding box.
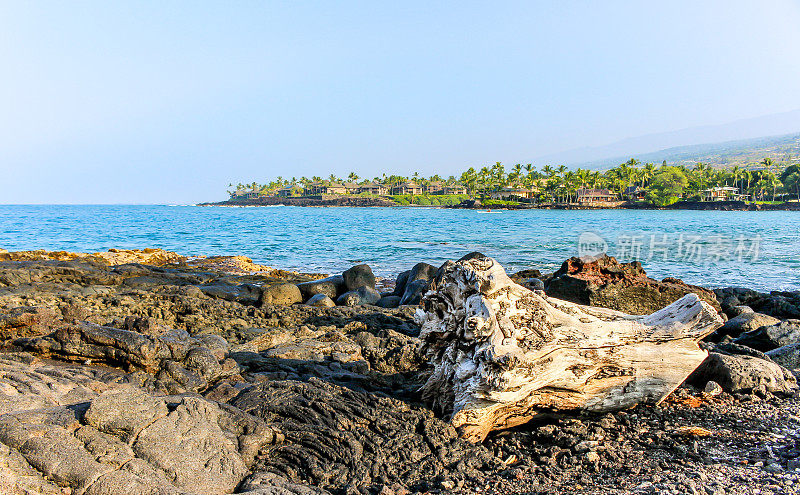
[347,172,360,182]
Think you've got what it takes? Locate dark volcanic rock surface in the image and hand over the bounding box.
[2,257,800,494]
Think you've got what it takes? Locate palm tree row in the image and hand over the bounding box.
[229,157,800,202]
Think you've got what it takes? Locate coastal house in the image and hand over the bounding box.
[576,188,616,204]
[231,190,260,200]
[276,185,303,197]
[357,182,388,195]
[701,187,739,202]
[440,183,468,195]
[624,186,647,202]
[490,187,537,201]
[391,181,422,195]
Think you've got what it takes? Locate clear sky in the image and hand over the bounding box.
[2,1,800,204]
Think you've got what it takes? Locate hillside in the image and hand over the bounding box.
[577,132,800,170]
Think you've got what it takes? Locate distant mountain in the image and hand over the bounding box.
[536,109,800,170]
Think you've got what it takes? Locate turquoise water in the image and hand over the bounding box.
[1,205,798,291]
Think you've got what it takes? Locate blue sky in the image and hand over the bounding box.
[2,1,800,204]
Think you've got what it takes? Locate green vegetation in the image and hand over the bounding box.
[391,194,469,206]
[227,153,800,206]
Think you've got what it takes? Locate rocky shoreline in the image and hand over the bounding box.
[1,249,800,494]
[201,196,800,211]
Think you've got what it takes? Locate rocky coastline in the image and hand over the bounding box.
[201,196,800,211]
[1,248,799,494]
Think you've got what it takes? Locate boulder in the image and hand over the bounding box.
[399,279,429,306]
[198,283,261,305]
[342,264,376,291]
[306,294,336,308]
[732,319,800,351]
[714,287,800,319]
[376,295,401,308]
[392,270,411,297]
[689,352,797,394]
[717,312,781,338]
[767,343,800,370]
[545,254,720,315]
[408,262,437,283]
[297,275,345,300]
[336,286,381,307]
[259,283,302,306]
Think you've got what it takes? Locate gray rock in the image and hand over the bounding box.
[297,275,345,300]
[718,312,781,338]
[198,282,261,305]
[132,396,250,494]
[703,380,723,396]
[260,283,303,306]
[336,286,381,306]
[689,352,798,394]
[733,319,800,351]
[239,472,332,494]
[376,295,401,308]
[84,387,169,443]
[342,264,376,291]
[306,294,336,308]
[766,342,800,370]
[400,279,430,306]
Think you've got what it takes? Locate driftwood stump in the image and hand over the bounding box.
[416,255,723,443]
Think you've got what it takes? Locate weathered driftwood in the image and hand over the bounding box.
[416,255,723,443]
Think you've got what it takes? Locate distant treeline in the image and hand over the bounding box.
[229,157,800,206]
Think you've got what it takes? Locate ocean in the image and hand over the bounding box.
[2,204,798,291]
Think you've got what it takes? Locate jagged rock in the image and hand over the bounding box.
[260,283,303,306]
[306,294,336,308]
[733,319,800,351]
[689,352,798,394]
[230,378,498,492]
[417,255,722,442]
[342,264,376,291]
[239,472,332,494]
[545,254,721,315]
[337,286,381,306]
[717,311,781,338]
[297,275,345,301]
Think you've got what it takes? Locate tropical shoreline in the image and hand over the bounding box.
[200,196,800,211]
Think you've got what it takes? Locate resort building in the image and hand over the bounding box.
[391,181,422,195]
[357,182,389,195]
[440,184,468,195]
[423,181,444,195]
[576,188,616,204]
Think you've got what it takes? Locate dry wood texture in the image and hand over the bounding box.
[416,255,723,442]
